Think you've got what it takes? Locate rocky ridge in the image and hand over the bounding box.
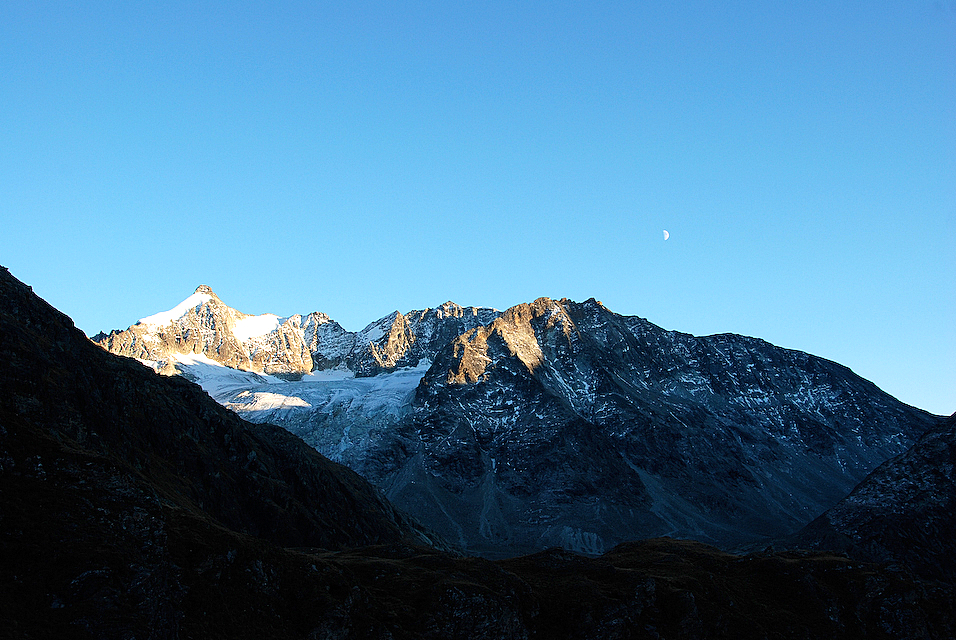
[94,287,499,378]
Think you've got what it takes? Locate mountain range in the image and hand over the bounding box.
[96,286,939,557]
[4,266,954,638]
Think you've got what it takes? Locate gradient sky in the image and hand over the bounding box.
[2,1,954,415]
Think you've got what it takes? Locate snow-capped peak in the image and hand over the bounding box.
[138,290,213,327]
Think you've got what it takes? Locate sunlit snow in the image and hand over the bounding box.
[232,390,312,411]
[138,352,288,396]
[233,313,283,342]
[138,292,212,326]
[300,367,356,381]
[358,322,387,344]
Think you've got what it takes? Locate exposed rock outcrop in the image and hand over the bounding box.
[349,302,501,376]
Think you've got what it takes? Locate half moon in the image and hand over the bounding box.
[663,229,669,241]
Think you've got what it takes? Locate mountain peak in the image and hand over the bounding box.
[194,284,217,296]
[435,301,462,316]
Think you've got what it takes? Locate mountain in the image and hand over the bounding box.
[381,297,936,555]
[4,266,955,639]
[98,289,939,558]
[94,285,349,376]
[347,302,502,376]
[792,412,956,582]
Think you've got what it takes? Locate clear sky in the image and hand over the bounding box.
[2,1,954,415]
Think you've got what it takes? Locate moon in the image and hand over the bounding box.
[663,229,669,241]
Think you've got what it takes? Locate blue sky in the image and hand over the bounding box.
[2,1,954,414]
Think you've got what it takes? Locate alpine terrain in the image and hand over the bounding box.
[96,287,939,557]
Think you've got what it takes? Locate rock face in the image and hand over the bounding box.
[349,302,501,376]
[4,267,955,640]
[793,412,956,582]
[103,290,939,558]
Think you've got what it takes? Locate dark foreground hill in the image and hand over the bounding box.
[2,266,954,639]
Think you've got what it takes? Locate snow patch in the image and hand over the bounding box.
[359,323,387,343]
[301,367,356,381]
[138,292,212,326]
[233,314,283,342]
[174,352,230,368]
[231,391,312,411]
